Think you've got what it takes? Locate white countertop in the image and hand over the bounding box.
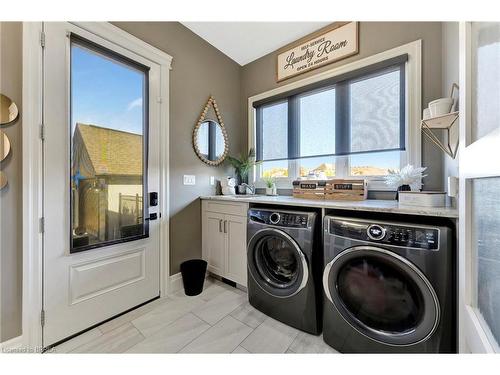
[200,195,458,218]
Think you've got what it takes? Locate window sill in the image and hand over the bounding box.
[254,177,396,192]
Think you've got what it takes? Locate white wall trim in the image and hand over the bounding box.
[72,22,173,69]
[22,21,44,352]
[22,21,172,351]
[169,272,184,294]
[247,40,422,189]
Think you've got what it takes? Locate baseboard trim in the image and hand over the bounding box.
[0,335,23,352]
[169,272,184,294]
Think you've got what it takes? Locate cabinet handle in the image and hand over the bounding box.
[219,219,223,232]
[224,220,227,233]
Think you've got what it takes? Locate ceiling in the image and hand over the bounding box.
[181,22,331,66]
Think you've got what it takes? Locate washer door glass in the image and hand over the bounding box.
[323,246,440,346]
[256,236,299,288]
[248,229,308,298]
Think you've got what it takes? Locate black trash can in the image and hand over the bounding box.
[180,259,208,296]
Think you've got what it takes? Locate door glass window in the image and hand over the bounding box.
[337,256,424,333]
[471,22,500,143]
[472,177,500,347]
[255,236,299,288]
[70,36,149,252]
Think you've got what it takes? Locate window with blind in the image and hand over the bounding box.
[253,55,407,182]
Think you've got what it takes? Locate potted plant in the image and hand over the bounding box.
[227,148,260,194]
[384,165,427,200]
[263,175,277,196]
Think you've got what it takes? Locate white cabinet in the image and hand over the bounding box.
[203,211,226,276]
[225,214,247,285]
[202,200,248,287]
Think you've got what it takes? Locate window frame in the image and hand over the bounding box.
[249,41,421,191]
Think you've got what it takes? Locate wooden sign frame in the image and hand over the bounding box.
[276,22,359,82]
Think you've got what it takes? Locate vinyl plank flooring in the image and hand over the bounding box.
[230,302,267,328]
[240,317,300,353]
[232,346,251,354]
[71,323,144,353]
[51,328,103,354]
[132,296,205,337]
[192,289,247,325]
[98,298,168,334]
[179,316,253,353]
[288,332,338,354]
[198,282,236,302]
[126,313,210,353]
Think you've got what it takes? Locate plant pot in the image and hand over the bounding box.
[395,184,411,200]
[265,187,273,195]
[237,185,247,195]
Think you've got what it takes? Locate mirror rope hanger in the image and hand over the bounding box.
[193,95,229,166]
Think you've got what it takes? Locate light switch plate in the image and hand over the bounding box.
[210,176,215,186]
[183,175,196,185]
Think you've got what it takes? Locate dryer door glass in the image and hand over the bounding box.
[324,246,439,346]
[337,256,424,332]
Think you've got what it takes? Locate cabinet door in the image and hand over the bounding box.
[202,211,226,276]
[225,214,248,286]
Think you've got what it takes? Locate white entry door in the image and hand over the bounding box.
[42,22,162,347]
[459,22,500,353]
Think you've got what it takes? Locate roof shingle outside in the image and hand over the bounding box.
[76,123,143,176]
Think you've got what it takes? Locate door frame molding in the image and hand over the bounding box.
[22,21,172,350]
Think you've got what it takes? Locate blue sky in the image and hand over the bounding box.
[71,44,145,135]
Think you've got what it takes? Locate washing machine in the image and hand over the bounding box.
[322,215,455,353]
[247,208,321,334]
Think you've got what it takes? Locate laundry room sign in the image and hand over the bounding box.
[276,22,359,82]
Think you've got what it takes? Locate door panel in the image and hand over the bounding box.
[225,215,247,286]
[202,212,225,275]
[69,248,145,305]
[43,22,161,347]
[460,22,500,353]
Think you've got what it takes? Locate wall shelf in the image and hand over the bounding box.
[421,111,459,159]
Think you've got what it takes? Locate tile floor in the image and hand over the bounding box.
[52,277,338,354]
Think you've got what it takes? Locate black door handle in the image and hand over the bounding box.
[146,213,158,221]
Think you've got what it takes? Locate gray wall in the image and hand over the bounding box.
[0,21,456,342]
[112,23,242,275]
[0,22,23,341]
[241,22,445,191]
[441,22,460,205]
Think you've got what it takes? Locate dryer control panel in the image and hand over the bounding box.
[249,209,312,228]
[329,218,440,250]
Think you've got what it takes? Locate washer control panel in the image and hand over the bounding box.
[249,209,312,228]
[329,218,440,250]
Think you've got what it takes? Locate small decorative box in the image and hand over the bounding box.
[398,191,447,207]
[292,179,367,201]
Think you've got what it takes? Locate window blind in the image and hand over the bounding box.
[254,54,407,162]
